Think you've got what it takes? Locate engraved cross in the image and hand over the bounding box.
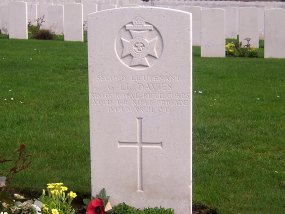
[118,117,162,192]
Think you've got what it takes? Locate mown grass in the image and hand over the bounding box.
[0,39,285,213]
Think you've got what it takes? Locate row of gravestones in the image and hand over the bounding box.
[0,2,272,38]
[1,2,285,58]
[3,0,285,9]
[176,6,285,58]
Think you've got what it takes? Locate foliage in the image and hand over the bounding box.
[33,30,54,40]
[28,16,54,40]
[225,37,258,58]
[0,144,34,213]
[39,183,77,214]
[112,203,174,214]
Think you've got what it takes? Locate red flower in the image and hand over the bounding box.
[87,198,105,214]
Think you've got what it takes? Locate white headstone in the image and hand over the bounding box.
[239,7,259,48]
[0,4,9,34]
[183,6,202,46]
[37,3,49,29]
[258,7,265,39]
[38,3,50,29]
[225,7,238,39]
[27,3,38,25]
[83,2,97,22]
[9,1,28,39]
[264,8,285,58]
[88,7,192,214]
[201,8,225,57]
[64,3,83,42]
[47,4,64,35]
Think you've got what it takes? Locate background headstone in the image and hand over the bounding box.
[201,8,225,57]
[183,6,202,46]
[0,4,9,34]
[239,7,259,48]
[37,3,49,29]
[258,7,265,39]
[47,4,64,35]
[64,3,83,42]
[264,8,285,58]
[27,3,38,25]
[83,2,97,22]
[9,1,28,39]
[88,7,192,214]
[225,7,238,39]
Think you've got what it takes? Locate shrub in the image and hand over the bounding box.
[28,15,55,40]
[34,29,55,40]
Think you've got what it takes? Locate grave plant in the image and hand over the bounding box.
[225,37,258,58]
[28,16,55,40]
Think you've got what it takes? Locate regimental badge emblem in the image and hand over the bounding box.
[115,17,163,70]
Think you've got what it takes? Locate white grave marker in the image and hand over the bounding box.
[64,3,83,42]
[27,3,38,25]
[183,6,202,46]
[201,8,225,57]
[83,2,97,22]
[264,8,285,58]
[239,7,259,48]
[225,7,238,39]
[88,7,192,214]
[9,1,28,39]
[258,7,265,39]
[47,4,64,35]
[0,4,9,34]
[37,3,49,29]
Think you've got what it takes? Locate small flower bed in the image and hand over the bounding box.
[225,38,258,58]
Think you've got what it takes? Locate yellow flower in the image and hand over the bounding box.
[55,183,63,186]
[47,184,55,189]
[43,204,49,212]
[68,191,77,198]
[52,209,59,214]
[61,186,68,191]
[51,190,59,196]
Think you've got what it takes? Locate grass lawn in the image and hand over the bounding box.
[0,39,285,213]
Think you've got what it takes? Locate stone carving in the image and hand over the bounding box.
[116,17,163,70]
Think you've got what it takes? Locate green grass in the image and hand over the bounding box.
[0,39,285,213]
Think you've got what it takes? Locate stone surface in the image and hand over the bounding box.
[37,3,49,29]
[47,4,64,35]
[225,7,238,39]
[64,3,83,41]
[97,3,117,11]
[182,6,202,46]
[9,1,28,39]
[239,7,259,48]
[27,3,38,25]
[201,8,225,57]
[83,2,97,22]
[88,7,192,214]
[0,4,9,34]
[258,7,265,39]
[264,8,285,58]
